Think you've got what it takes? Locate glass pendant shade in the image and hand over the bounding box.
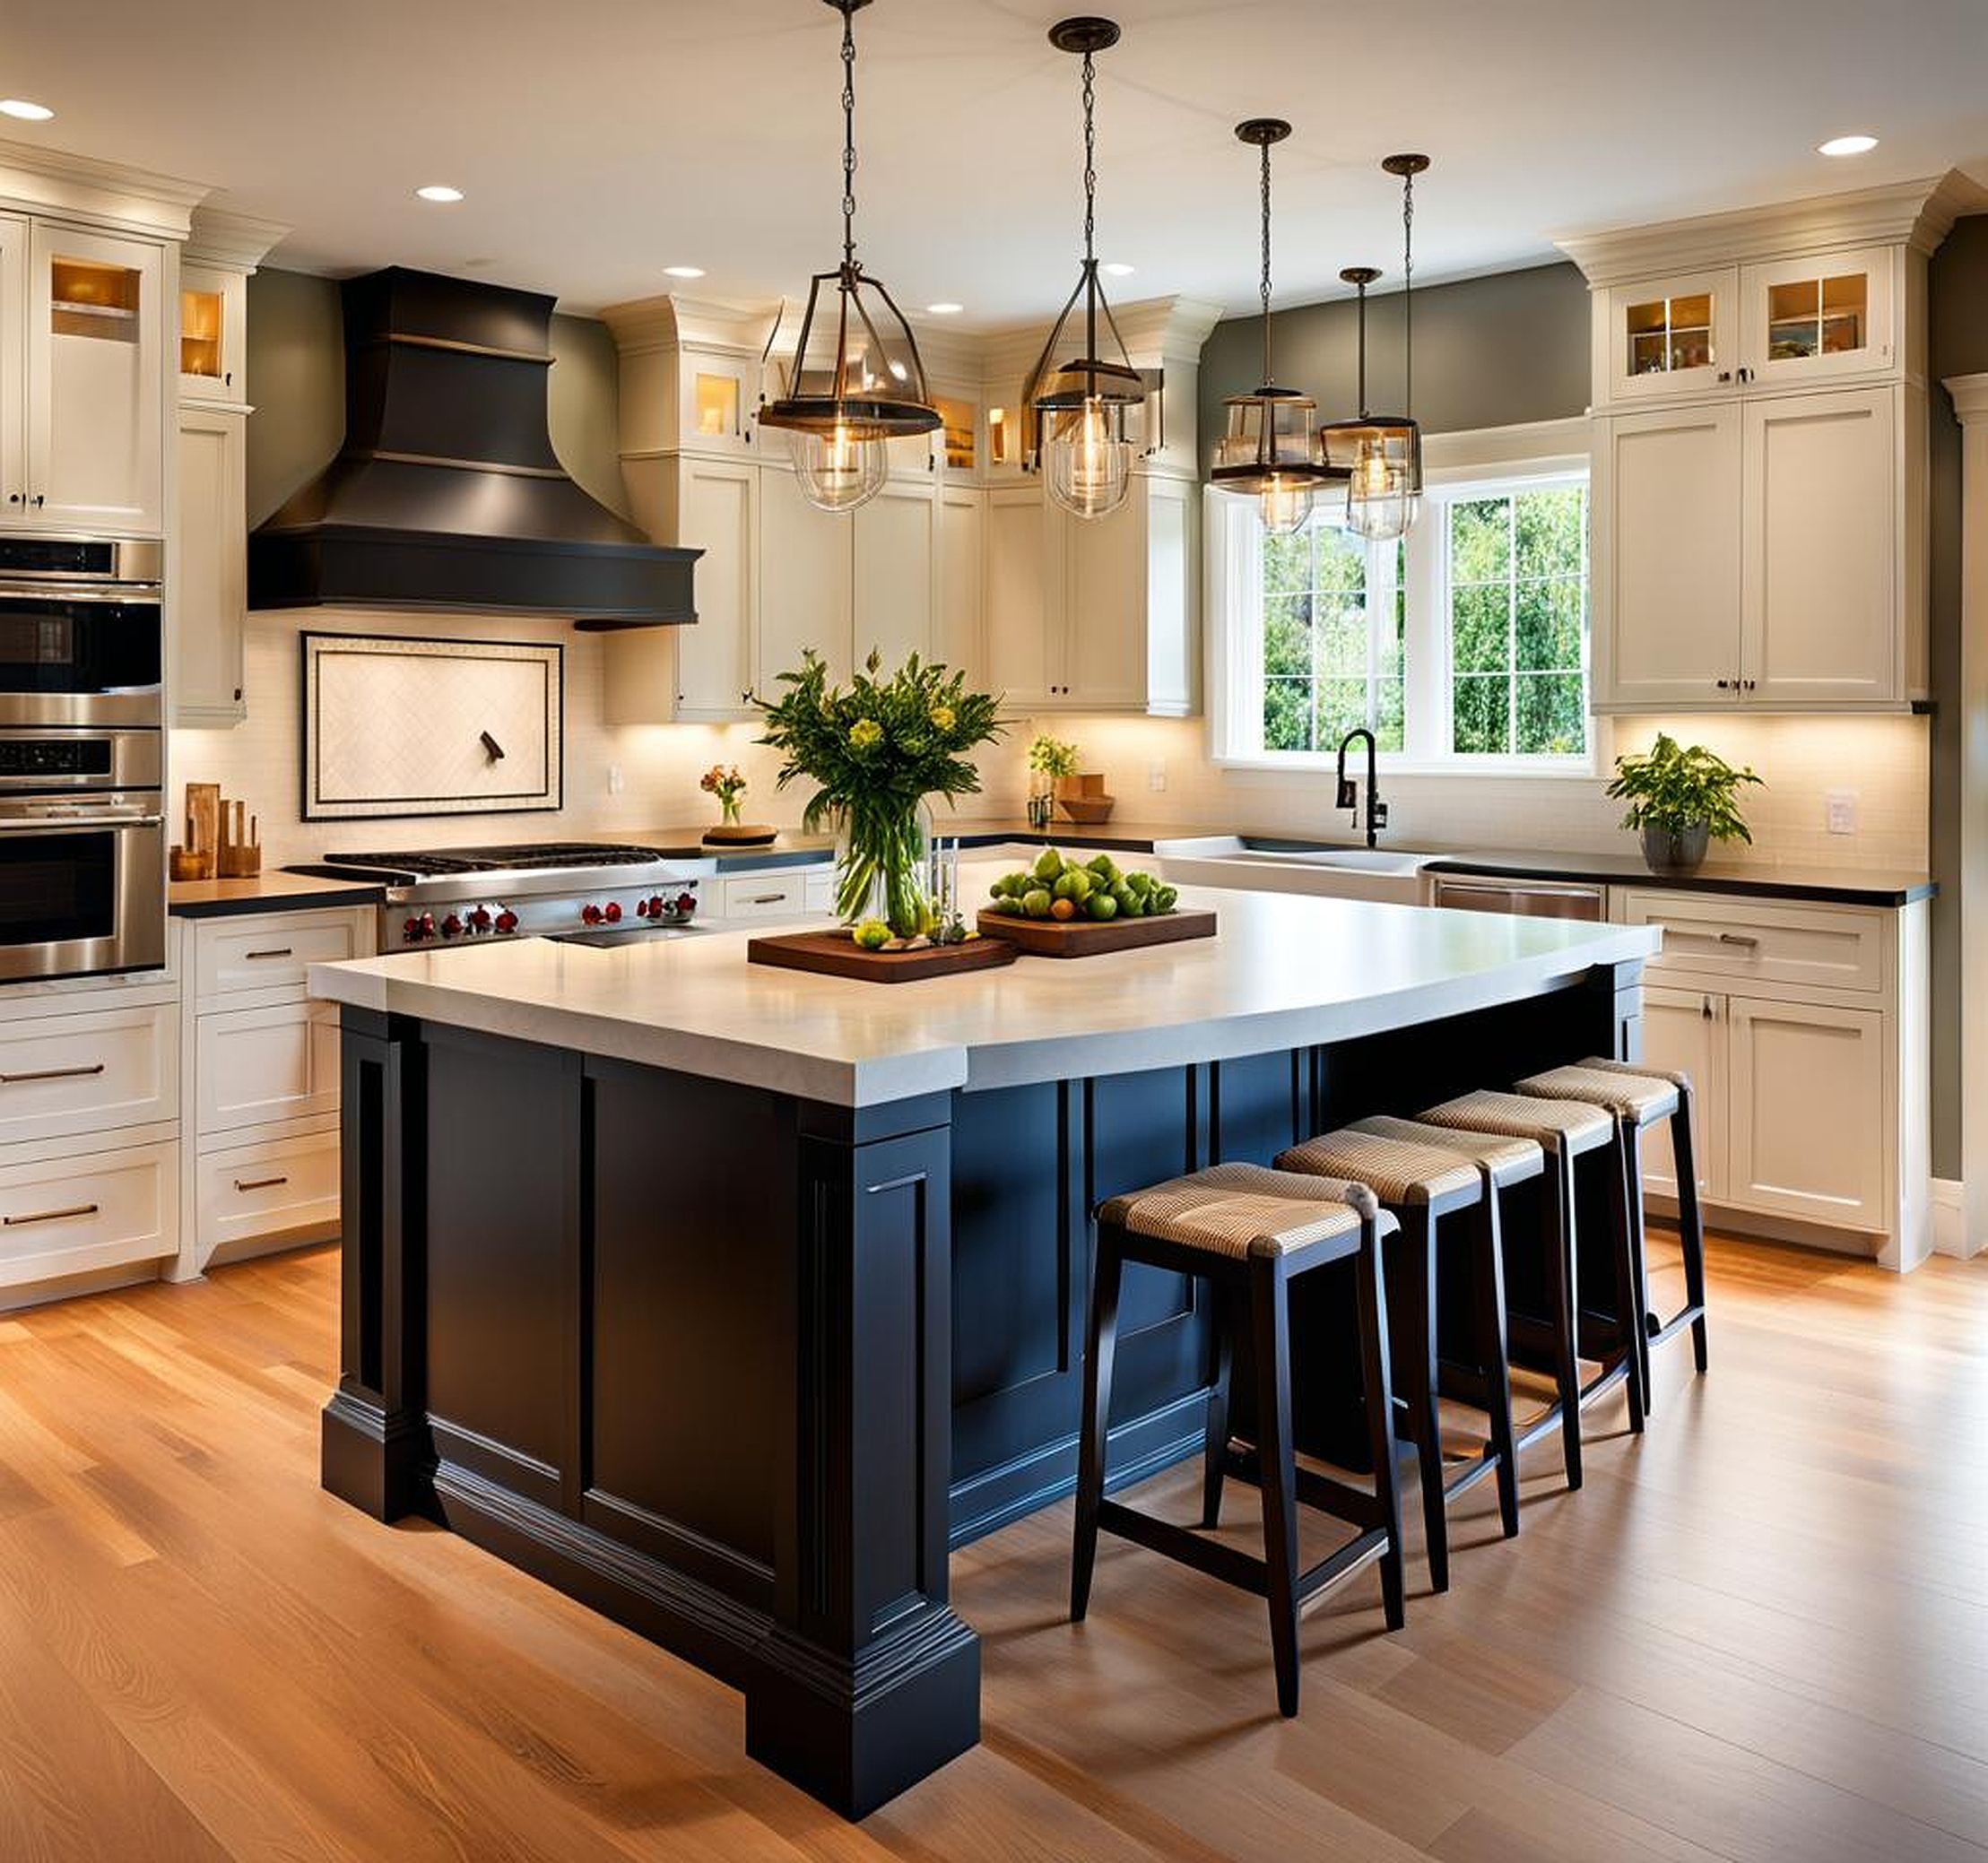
[1255,475,1317,538]
[1043,396,1133,520]
[756,0,939,515]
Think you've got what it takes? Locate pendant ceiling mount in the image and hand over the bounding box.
[1211,116,1335,539]
[758,0,939,515]
[1028,15,1145,523]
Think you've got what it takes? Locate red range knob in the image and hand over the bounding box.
[635,897,651,918]
[494,909,518,933]
[581,904,603,925]
[470,906,492,932]
[675,892,697,917]
[603,900,622,923]
[648,895,666,918]
[441,914,464,939]
[404,913,438,944]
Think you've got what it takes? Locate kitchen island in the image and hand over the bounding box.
[309,872,1658,1817]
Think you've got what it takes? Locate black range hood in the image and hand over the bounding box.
[249,267,698,630]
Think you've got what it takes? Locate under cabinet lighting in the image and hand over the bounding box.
[1819,134,1878,157]
[0,99,54,121]
[414,184,464,203]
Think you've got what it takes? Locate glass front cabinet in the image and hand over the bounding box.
[178,263,247,404]
[1607,268,1738,401]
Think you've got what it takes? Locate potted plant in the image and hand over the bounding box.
[1607,732,1764,874]
[1026,733,1078,830]
[757,649,1003,939]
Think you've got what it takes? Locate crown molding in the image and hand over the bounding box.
[600,292,782,357]
[1945,373,1988,426]
[0,135,210,239]
[1554,170,1988,286]
[184,204,289,273]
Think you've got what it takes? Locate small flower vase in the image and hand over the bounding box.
[719,794,743,829]
[836,801,933,939]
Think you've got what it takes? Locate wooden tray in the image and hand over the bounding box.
[703,822,780,846]
[748,929,1019,983]
[976,907,1217,957]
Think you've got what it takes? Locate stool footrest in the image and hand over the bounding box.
[1097,1500,1269,1598]
[1220,1443,1392,1533]
[1649,1303,1706,1347]
[1294,1530,1392,1605]
[1439,1447,1506,1505]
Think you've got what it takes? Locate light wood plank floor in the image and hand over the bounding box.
[2,1234,1986,1860]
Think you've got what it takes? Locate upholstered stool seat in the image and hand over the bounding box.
[1515,1057,1710,1409]
[1075,1164,1407,1717]
[1275,1124,1524,1590]
[1344,1114,1545,1190]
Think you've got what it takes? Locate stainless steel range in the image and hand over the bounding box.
[291,843,715,952]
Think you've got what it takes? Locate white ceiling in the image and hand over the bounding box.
[4,0,1986,325]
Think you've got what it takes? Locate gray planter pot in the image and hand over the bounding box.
[1642,820,1710,874]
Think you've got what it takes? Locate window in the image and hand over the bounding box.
[1209,443,1591,772]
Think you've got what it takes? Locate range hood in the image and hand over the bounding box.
[249,267,697,629]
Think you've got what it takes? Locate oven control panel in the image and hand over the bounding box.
[390,881,699,948]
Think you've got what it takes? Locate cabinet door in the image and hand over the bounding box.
[1727,996,1885,1229]
[1605,267,1739,403]
[759,463,853,689]
[679,349,758,456]
[1637,985,1724,1204]
[985,484,1052,705]
[0,213,23,522]
[172,405,247,725]
[674,455,758,715]
[195,999,341,1139]
[935,485,985,680]
[178,263,247,403]
[854,476,937,672]
[1142,474,1196,716]
[1740,246,1894,389]
[1593,403,1741,707]
[27,223,165,533]
[1741,387,1897,704]
[1057,487,1148,710]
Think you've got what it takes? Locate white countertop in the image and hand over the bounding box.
[308,866,1662,1108]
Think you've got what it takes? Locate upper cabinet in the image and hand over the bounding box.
[178,263,246,404]
[1563,172,1984,712]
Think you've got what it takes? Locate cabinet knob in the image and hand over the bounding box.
[1741,679,1757,692]
[4,493,17,506]
[1715,679,1732,690]
[224,370,233,387]
[29,494,42,508]
[232,687,242,701]
[1716,370,1732,384]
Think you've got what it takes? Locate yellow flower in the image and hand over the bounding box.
[929,705,956,733]
[850,719,883,750]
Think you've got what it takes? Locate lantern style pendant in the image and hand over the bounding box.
[757,0,940,515]
[1322,153,1429,543]
[1211,118,1336,539]
[1028,17,1145,523]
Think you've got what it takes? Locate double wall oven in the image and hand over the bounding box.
[0,537,166,983]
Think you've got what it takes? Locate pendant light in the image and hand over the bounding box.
[1211,118,1335,539]
[1027,17,1145,523]
[757,0,940,515]
[1322,153,1429,542]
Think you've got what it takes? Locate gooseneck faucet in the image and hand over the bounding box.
[1334,727,1389,849]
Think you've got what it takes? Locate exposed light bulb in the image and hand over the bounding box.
[790,421,889,514]
[1258,477,1315,538]
[1345,440,1417,543]
[1045,397,1133,521]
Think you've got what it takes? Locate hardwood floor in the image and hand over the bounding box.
[2,1234,1986,1859]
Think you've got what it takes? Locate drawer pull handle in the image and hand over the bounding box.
[0,1062,105,1085]
[1717,932,1761,949]
[245,948,294,961]
[746,894,786,906]
[4,1202,98,1227]
[233,1174,289,1193]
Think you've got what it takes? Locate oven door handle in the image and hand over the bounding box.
[0,582,160,605]
[0,812,164,836]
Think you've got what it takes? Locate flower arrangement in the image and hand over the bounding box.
[756,649,1004,936]
[699,763,748,828]
[1026,733,1079,828]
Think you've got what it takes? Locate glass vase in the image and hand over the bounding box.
[836,801,933,939]
[719,794,742,828]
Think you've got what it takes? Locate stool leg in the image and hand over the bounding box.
[1542,1150,1584,1492]
[1390,1206,1446,1594]
[1671,1087,1711,1375]
[1619,1116,1655,1417]
[1071,1227,1124,1624]
[1608,1130,1647,1435]
[1473,1189,1521,1539]
[1354,1221,1407,1633]
[1248,1254,1302,1717]
[1201,1282,1233,1529]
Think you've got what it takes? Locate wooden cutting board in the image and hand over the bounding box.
[975,907,1217,957]
[747,930,1019,983]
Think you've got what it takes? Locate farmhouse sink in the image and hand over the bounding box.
[1151,836,1435,905]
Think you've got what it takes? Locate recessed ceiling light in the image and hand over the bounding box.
[925,302,964,316]
[1819,134,1878,158]
[1103,262,1135,277]
[664,264,706,280]
[414,184,464,204]
[0,99,54,122]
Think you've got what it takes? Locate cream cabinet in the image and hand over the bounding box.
[854,474,938,672]
[1741,246,1895,390]
[0,213,22,523]
[1637,986,1722,1202]
[760,461,855,689]
[1603,267,1737,403]
[985,485,1050,701]
[171,403,248,725]
[178,261,247,405]
[935,484,985,680]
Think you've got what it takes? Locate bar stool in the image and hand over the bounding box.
[1514,1059,1709,1413]
[1272,1122,1524,1593]
[1072,1163,1406,1717]
[1417,1091,1645,1488]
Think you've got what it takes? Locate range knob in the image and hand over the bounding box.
[675,891,698,918]
[603,900,622,923]
[403,912,438,944]
[647,894,666,919]
[441,914,464,940]
[494,908,518,934]
[469,906,493,933]
[580,904,603,925]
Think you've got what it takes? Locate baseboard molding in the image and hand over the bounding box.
[1931,1178,1977,1260]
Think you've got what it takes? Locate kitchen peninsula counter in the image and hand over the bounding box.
[311,876,1658,1819]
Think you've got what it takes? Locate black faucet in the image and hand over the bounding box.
[1334,728,1389,849]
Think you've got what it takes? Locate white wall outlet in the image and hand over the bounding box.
[1147,760,1168,793]
[1826,789,1857,835]
[607,763,626,795]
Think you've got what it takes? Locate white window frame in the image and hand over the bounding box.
[1208,415,1602,777]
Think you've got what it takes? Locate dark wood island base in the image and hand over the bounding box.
[319,950,1645,1817]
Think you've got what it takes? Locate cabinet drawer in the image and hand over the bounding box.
[717,871,815,919]
[195,1000,340,1138]
[1619,890,1883,993]
[0,1001,176,1146]
[195,1130,340,1261]
[195,912,364,998]
[0,1139,177,1289]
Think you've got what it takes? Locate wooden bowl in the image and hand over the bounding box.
[1056,794,1116,824]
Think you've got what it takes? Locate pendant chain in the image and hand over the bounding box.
[1259,138,1274,388]
[1401,168,1414,415]
[1081,49,1098,262]
[840,3,858,270]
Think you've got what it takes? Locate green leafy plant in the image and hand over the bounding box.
[1607,733,1763,844]
[756,649,1003,934]
[1027,733,1080,781]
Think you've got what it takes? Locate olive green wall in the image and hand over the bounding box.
[242,267,630,526]
[1196,260,1591,461]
